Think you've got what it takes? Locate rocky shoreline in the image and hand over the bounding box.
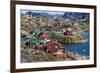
[21,48,89,63]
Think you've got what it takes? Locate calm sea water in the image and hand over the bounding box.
[62,32,90,56]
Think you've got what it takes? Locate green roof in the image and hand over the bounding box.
[30,37,40,44]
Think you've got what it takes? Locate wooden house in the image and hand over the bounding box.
[46,43,60,53]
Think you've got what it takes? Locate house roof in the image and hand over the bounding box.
[46,42,60,46]
[46,42,64,52]
[40,32,48,40]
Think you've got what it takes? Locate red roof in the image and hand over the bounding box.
[56,54,65,58]
[46,43,60,52]
[40,32,47,40]
[46,43,64,52]
[64,31,72,35]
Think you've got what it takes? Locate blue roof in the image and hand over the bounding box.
[21,35,29,41]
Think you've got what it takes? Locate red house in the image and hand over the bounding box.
[64,31,73,35]
[46,42,66,59]
[46,43,61,52]
[40,32,48,40]
[56,47,65,58]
